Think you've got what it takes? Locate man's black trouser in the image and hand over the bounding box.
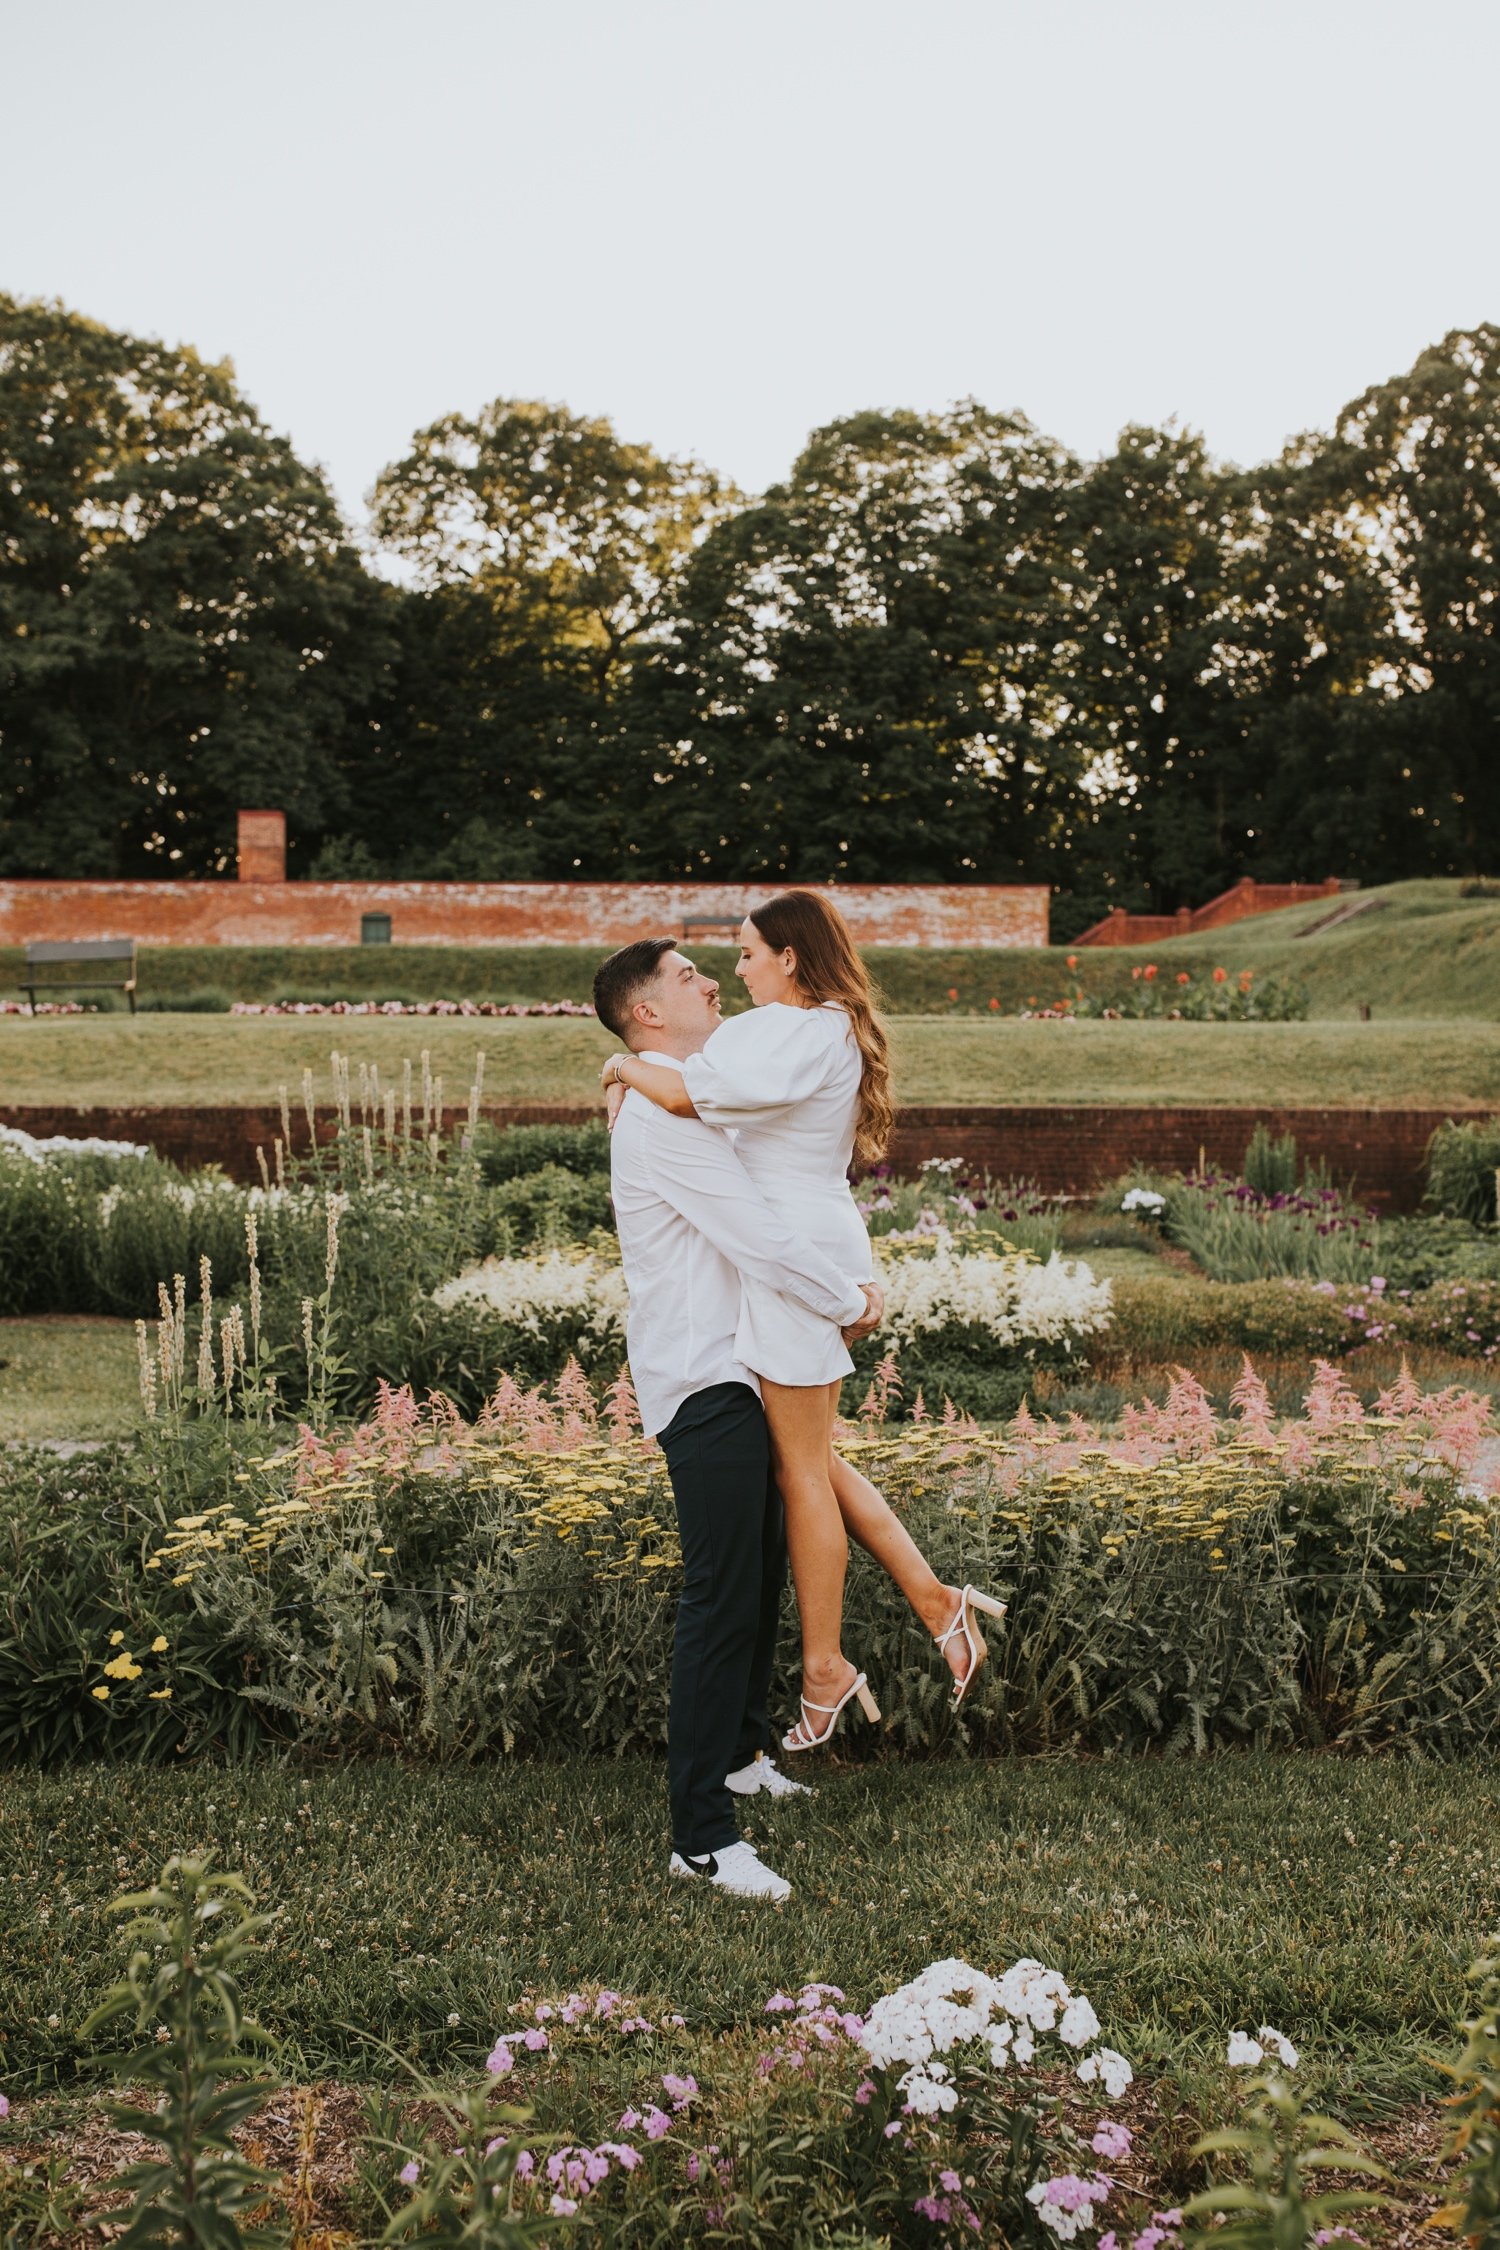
[657,1380,785,1860]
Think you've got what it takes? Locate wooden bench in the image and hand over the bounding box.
[680,917,743,946]
[23,939,138,1014]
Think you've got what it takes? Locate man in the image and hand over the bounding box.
[592,937,883,1904]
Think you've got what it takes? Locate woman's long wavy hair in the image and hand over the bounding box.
[747,889,893,1171]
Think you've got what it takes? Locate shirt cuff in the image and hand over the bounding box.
[838,1280,870,1326]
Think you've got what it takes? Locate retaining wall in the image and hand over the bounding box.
[2,1102,1470,1211]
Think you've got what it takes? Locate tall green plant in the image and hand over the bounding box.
[1183,2073,1388,2250]
[1433,1932,1500,2249]
[1427,1118,1500,1226]
[82,1857,278,2247]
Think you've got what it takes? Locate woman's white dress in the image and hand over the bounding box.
[680,1001,872,1385]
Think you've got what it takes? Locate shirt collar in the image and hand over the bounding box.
[637,1049,688,1072]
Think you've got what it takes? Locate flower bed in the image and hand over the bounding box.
[228,998,596,1017]
[6,1350,1496,1766]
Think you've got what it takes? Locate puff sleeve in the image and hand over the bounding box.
[680,1003,843,1126]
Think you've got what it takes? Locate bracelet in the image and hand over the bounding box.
[607,1055,627,1087]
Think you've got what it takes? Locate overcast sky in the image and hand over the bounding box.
[5,0,1497,528]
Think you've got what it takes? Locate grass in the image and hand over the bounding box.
[5,1755,1497,2103]
[5,877,1496,1018]
[5,1014,1500,1111]
[0,1318,139,1442]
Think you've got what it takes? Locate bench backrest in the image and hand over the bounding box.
[25,939,136,967]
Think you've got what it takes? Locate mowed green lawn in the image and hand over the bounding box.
[6,1755,1496,2095]
[0,1318,138,1441]
[4,1014,1500,1110]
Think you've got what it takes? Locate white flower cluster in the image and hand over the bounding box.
[874,1244,1113,1350]
[0,1122,151,1163]
[432,1251,629,1340]
[1227,2024,1299,2069]
[857,1956,1131,2119]
[1121,1187,1166,1215]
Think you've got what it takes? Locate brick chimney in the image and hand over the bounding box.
[237,809,286,883]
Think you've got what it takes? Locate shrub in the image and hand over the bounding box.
[1426,1116,1500,1225]
[472,1120,611,1181]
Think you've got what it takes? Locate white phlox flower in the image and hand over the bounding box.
[1258,2024,1300,2068]
[901,2060,959,2115]
[1059,1995,1101,2048]
[1227,2030,1265,2067]
[1075,2047,1133,2098]
[858,1956,1128,2103]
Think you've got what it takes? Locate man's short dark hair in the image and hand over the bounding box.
[592,936,678,1043]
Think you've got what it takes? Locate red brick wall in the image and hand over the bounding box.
[0,880,1049,950]
[1076,879,1342,947]
[3,1100,1466,1211]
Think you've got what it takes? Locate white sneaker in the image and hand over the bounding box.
[725,1753,815,1799]
[669,1840,792,1903]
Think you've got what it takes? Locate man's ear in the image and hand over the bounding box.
[629,995,662,1036]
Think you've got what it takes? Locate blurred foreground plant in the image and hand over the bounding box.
[82,1856,279,2248]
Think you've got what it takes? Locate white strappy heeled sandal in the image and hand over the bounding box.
[782,1668,882,1754]
[937,1585,1008,1705]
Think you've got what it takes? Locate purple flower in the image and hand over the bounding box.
[644,2106,672,2141]
[884,2120,903,2139]
[618,2107,641,2132]
[523,2027,549,2052]
[662,2071,698,2110]
[1093,2121,1133,2159]
[764,1992,796,2012]
[941,2169,963,2192]
[550,2194,578,2216]
[0,2093,8,2120]
[398,2159,421,2185]
[486,2040,514,2075]
[515,2151,534,2178]
[854,2079,875,2105]
[595,1990,621,2015]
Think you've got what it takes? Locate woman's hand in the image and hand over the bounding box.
[604,1079,627,1133]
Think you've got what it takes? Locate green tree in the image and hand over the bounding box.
[0,294,380,877]
[363,399,733,875]
[619,402,1089,882]
[1060,424,1249,911]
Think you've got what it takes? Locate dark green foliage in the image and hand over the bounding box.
[1426,1116,1500,1225]
[0,294,383,881]
[471,1121,612,1180]
[8,293,1500,908]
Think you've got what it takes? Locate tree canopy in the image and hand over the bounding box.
[3,295,1497,913]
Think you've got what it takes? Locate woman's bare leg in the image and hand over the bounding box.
[827,1448,972,1688]
[760,1380,858,1725]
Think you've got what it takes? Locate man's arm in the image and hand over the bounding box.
[642,1109,871,1330]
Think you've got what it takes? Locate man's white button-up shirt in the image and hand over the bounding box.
[609,1051,870,1437]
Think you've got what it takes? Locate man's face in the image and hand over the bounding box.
[634,950,721,1048]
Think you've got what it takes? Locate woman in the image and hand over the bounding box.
[600,890,1004,1751]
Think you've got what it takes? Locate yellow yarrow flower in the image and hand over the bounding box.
[92,1685,110,1700]
[150,1635,169,1654]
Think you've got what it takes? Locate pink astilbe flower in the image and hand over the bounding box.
[1375,1358,1424,1423]
[476,1371,528,1433]
[1304,1359,1365,1433]
[1229,1356,1277,1443]
[1424,1384,1494,1475]
[556,1356,599,1447]
[603,1368,642,1446]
